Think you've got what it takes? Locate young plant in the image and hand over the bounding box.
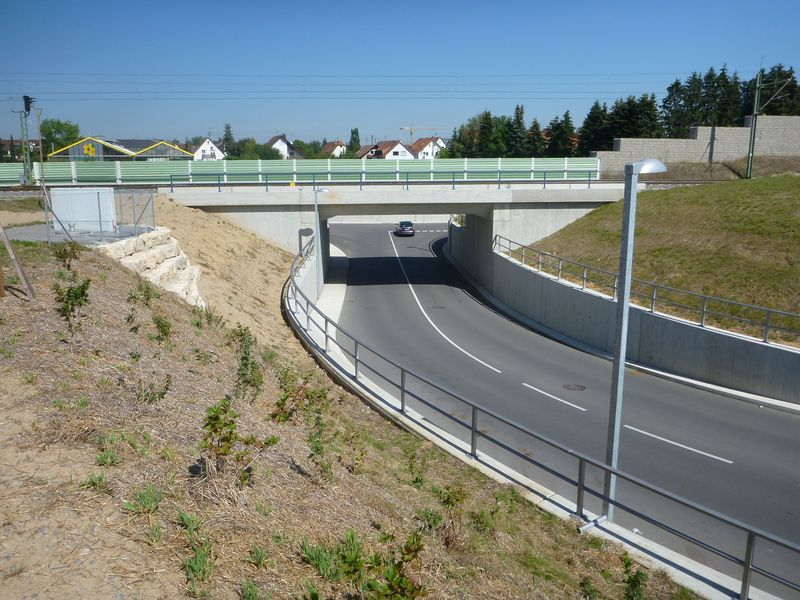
[151,314,172,343]
[96,449,121,467]
[80,472,109,493]
[123,483,164,515]
[622,553,648,600]
[148,522,163,545]
[404,447,427,490]
[246,546,268,569]
[50,240,83,271]
[200,396,241,474]
[52,276,91,333]
[435,484,467,546]
[128,277,160,307]
[307,409,332,482]
[240,578,264,600]
[135,373,172,404]
[231,324,263,402]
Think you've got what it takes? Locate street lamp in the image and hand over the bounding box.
[602,158,667,523]
[313,187,329,298]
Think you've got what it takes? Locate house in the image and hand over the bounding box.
[193,138,225,161]
[266,134,304,159]
[356,140,416,159]
[320,140,347,158]
[411,136,446,159]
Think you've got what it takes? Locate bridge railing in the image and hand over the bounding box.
[493,234,800,345]
[284,238,800,599]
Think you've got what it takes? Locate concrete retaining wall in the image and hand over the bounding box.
[447,220,800,403]
[595,116,800,173]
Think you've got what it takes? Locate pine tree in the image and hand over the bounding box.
[716,66,742,126]
[578,101,610,155]
[661,79,688,138]
[545,111,576,157]
[222,124,234,154]
[508,104,529,157]
[527,119,546,157]
[347,128,361,153]
[476,111,494,157]
[638,94,662,138]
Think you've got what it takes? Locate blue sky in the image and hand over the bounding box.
[2,0,797,145]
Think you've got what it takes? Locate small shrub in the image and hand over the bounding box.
[404,447,427,490]
[307,410,332,482]
[123,483,164,515]
[579,575,599,599]
[415,509,442,532]
[128,277,160,307]
[201,396,241,474]
[231,324,263,402]
[136,373,172,404]
[191,305,224,331]
[80,472,108,493]
[246,546,268,569]
[151,314,172,343]
[622,553,648,600]
[51,240,82,271]
[52,277,91,333]
[435,484,467,546]
[468,509,495,534]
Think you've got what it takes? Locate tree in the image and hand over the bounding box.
[578,101,610,155]
[527,119,547,157]
[40,119,80,157]
[347,128,361,153]
[545,111,576,157]
[507,104,529,157]
[741,64,800,119]
[222,124,234,155]
[293,139,322,160]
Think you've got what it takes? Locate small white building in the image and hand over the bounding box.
[356,140,416,160]
[266,134,304,159]
[321,140,347,158]
[411,136,446,159]
[193,139,225,161]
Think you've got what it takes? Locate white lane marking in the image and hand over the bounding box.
[387,231,502,373]
[623,425,733,464]
[522,382,587,411]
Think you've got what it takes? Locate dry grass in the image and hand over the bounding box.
[0,228,694,598]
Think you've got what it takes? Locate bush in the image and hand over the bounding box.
[52,277,90,333]
[50,240,82,271]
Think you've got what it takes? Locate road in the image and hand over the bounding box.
[329,223,800,594]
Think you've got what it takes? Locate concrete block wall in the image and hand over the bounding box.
[447,222,800,403]
[595,116,800,173]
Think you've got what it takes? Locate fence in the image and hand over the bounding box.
[284,238,799,599]
[0,157,599,187]
[493,234,800,346]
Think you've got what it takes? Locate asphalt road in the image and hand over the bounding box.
[329,223,800,594]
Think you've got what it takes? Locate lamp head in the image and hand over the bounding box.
[629,158,667,175]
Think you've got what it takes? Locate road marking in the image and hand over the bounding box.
[387,231,502,373]
[623,425,733,464]
[522,382,587,411]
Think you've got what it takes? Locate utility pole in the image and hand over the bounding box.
[745,70,763,180]
[11,95,35,184]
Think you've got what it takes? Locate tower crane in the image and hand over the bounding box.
[400,126,449,143]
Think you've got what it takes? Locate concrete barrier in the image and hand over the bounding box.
[447,220,800,404]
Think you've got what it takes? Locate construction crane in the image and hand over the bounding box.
[400,126,449,143]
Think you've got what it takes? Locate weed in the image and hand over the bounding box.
[404,447,427,490]
[160,446,178,462]
[272,531,287,546]
[151,314,172,343]
[191,305,224,332]
[299,582,321,600]
[246,546,268,569]
[76,396,89,409]
[123,483,164,514]
[96,449,121,466]
[586,535,604,550]
[80,472,109,493]
[261,347,278,365]
[128,277,160,307]
[307,410,332,482]
[148,522,162,545]
[435,485,467,545]
[177,509,202,538]
[129,350,141,362]
[51,240,83,271]
[193,348,213,365]
[579,575,599,599]
[255,502,272,518]
[240,578,264,600]
[52,276,91,333]
[135,373,172,404]
[415,509,443,532]
[53,398,68,410]
[22,372,38,385]
[184,535,214,583]
[98,376,113,387]
[622,553,648,600]
[468,509,495,534]
[231,324,263,402]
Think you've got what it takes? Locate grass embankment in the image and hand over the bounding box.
[0,231,693,597]
[530,175,800,341]
[0,196,45,227]
[605,156,800,181]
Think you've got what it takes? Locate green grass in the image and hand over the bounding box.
[533,175,800,338]
[0,197,43,212]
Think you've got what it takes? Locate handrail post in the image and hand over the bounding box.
[217,174,221,192]
[400,369,406,413]
[537,252,542,271]
[354,341,360,378]
[763,310,772,343]
[700,296,709,327]
[587,170,592,189]
[650,286,658,312]
[265,173,269,192]
[305,298,311,332]
[451,171,455,190]
[613,275,619,300]
[558,258,563,280]
[169,174,173,193]
[312,172,316,191]
[470,406,478,458]
[324,317,329,352]
[521,246,526,266]
[543,171,547,189]
[405,171,409,191]
[582,267,588,289]
[740,532,756,600]
[576,459,586,519]
[497,169,501,190]
[359,171,363,191]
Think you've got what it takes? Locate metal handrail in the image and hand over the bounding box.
[283,240,799,599]
[493,234,800,344]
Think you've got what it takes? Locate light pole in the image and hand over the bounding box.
[602,158,667,523]
[313,187,329,298]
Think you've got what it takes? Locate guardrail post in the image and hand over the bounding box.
[543,171,547,189]
[400,369,406,413]
[700,297,709,327]
[354,341,360,378]
[587,170,592,189]
[497,170,501,190]
[451,171,455,190]
[217,174,221,192]
[613,275,618,300]
[312,173,316,191]
[576,459,586,519]
[763,310,772,343]
[537,252,542,271]
[582,267,588,289]
[169,175,174,193]
[470,406,478,458]
[650,286,658,312]
[739,532,756,600]
[359,171,363,191]
[405,171,409,191]
[521,246,526,266]
[558,259,563,280]
[265,173,269,192]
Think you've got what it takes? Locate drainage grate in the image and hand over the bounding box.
[562,384,586,392]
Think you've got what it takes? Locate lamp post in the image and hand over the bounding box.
[313,188,329,298]
[602,158,667,523]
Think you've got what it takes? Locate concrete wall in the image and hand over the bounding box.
[448,222,800,403]
[594,115,800,173]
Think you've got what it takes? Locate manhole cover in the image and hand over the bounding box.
[563,384,586,392]
[431,305,445,309]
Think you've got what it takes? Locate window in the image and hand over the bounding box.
[392,150,399,156]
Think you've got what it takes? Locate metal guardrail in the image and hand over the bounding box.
[284,238,799,599]
[493,234,800,344]
[165,169,597,192]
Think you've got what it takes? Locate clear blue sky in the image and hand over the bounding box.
[2,0,797,145]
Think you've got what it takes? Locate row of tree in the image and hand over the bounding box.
[443,63,799,158]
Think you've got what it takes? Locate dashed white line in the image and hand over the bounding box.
[522,382,587,411]
[387,231,502,373]
[624,425,733,464]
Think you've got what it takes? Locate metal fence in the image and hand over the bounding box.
[493,234,800,345]
[43,188,155,244]
[284,239,800,599]
[0,157,600,187]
